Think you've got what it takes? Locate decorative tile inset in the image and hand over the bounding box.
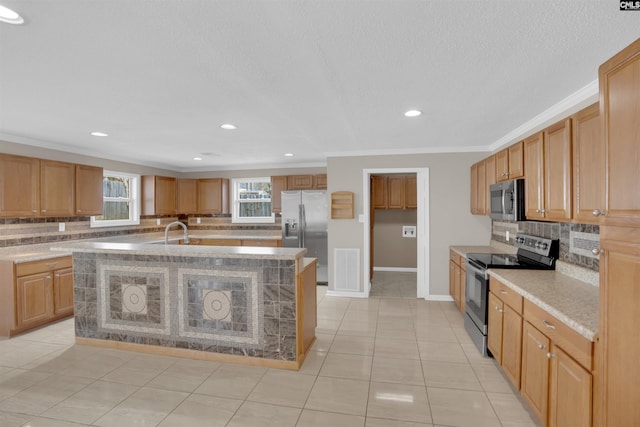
[202,290,231,321]
[122,284,148,314]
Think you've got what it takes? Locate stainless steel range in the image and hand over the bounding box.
[464,234,559,356]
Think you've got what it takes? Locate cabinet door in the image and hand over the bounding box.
[459,263,466,312]
[524,133,545,219]
[495,148,509,181]
[372,175,387,209]
[314,174,327,189]
[0,154,40,217]
[572,103,604,224]
[449,260,457,304]
[75,164,103,216]
[502,304,523,389]
[16,272,53,329]
[287,175,314,190]
[404,175,417,209]
[40,160,75,216]
[598,234,640,427]
[155,176,177,215]
[544,119,572,221]
[177,179,198,214]
[197,178,229,214]
[548,344,592,427]
[600,38,640,227]
[521,321,550,424]
[53,267,74,316]
[487,292,504,364]
[477,160,486,214]
[387,176,405,209]
[271,176,287,214]
[484,155,496,214]
[470,163,478,214]
[508,141,524,179]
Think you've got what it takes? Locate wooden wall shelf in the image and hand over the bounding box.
[331,191,354,219]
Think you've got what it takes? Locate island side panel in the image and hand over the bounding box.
[73,251,298,363]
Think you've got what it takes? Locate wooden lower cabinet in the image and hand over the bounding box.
[549,344,592,427]
[448,250,464,312]
[521,321,551,423]
[1,256,74,337]
[487,293,504,363]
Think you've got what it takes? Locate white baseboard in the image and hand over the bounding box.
[373,267,418,273]
[326,290,368,298]
[424,295,455,302]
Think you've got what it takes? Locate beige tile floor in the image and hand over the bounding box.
[0,285,541,427]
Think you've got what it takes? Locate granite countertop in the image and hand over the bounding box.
[488,269,598,341]
[0,230,283,263]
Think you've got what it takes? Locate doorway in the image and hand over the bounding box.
[362,168,430,299]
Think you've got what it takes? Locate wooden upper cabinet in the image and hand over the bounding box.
[508,141,524,179]
[40,160,75,216]
[197,178,229,214]
[0,154,40,217]
[544,118,572,221]
[270,175,287,214]
[372,175,387,209]
[142,175,177,215]
[387,176,405,209]
[74,165,103,216]
[485,155,496,214]
[176,179,198,214]
[314,174,327,189]
[496,141,524,182]
[477,160,487,215]
[470,163,479,214]
[525,132,545,219]
[572,103,604,224]
[287,175,314,190]
[600,37,640,227]
[404,175,417,209]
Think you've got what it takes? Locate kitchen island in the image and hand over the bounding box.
[51,241,317,370]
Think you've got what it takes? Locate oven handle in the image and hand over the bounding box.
[466,258,488,280]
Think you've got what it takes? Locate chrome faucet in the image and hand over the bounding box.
[164,221,190,244]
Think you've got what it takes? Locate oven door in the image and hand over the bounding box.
[465,259,489,334]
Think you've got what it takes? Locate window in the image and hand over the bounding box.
[231,177,274,223]
[90,171,141,227]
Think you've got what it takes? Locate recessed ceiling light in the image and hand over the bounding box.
[193,157,203,161]
[220,124,237,130]
[90,131,108,137]
[404,110,422,117]
[284,153,294,157]
[0,5,24,25]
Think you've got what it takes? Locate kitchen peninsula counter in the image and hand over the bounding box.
[50,240,317,370]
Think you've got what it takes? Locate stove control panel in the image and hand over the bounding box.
[514,233,558,258]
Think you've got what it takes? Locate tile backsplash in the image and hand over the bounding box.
[492,220,600,272]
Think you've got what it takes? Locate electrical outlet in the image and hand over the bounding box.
[506,231,510,241]
[197,217,201,224]
[156,218,161,226]
[402,226,417,238]
[58,222,65,232]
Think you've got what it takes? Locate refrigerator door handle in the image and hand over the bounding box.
[299,203,306,248]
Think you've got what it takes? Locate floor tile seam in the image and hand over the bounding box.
[151,387,194,427]
[414,317,436,426]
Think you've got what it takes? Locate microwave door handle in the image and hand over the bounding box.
[501,189,507,215]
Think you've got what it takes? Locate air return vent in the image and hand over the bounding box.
[334,248,359,292]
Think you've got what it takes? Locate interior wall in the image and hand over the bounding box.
[327,152,492,298]
[182,167,327,179]
[373,209,417,269]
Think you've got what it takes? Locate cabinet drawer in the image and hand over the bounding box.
[449,250,461,265]
[523,299,593,370]
[16,256,72,277]
[490,277,523,314]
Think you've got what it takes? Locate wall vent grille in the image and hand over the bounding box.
[334,248,359,292]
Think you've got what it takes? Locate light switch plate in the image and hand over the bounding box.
[402,226,416,238]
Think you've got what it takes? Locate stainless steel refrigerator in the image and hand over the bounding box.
[281,190,328,284]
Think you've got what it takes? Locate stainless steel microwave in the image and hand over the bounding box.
[489,179,525,221]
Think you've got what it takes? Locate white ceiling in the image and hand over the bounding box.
[0,1,638,172]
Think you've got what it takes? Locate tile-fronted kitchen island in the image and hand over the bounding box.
[52,241,316,370]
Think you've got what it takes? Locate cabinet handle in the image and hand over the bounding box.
[592,209,600,217]
[495,306,503,313]
[32,210,37,213]
[542,320,556,330]
[592,248,601,256]
[499,290,508,295]
[538,344,546,350]
[46,276,51,279]
[546,352,555,359]
[42,209,47,213]
[45,262,58,268]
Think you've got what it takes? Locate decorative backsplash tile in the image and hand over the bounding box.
[492,220,600,272]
